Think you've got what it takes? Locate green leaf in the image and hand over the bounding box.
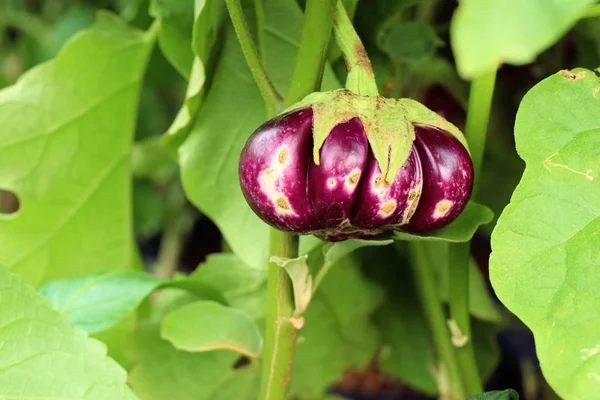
[190,252,267,319]
[0,265,136,399]
[394,201,493,243]
[150,0,195,78]
[161,300,263,358]
[130,323,258,400]
[39,271,161,334]
[162,0,225,152]
[377,21,441,65]
[0,12,154,286]
[179,0,340,268]
[450,0,595,78]
[490,68,600,399]
[39,271,226,334]
[468,389,520,400]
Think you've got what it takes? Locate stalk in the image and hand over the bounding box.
[448,70,497,396]
[251,1,336,399]
[410,242,466,398]
[224,0,282,115]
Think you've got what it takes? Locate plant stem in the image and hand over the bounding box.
[258,1,336,399]
[225,0,282,115]
[410,242,465,399]
[333,1,379,96]
[465,70,497,195]
[448,69,497,397]
[253,0,267,63]
[154,182,193,279]
[284,0,336,107]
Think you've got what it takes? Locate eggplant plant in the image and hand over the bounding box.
[0,1,599,400]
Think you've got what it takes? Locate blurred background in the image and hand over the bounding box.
[2,0,599,399]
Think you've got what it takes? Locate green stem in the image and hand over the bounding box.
[284,0,336,107]
[448,69,497,397]
[253,0,267,63]
[225,0,282,115]
[258,1,336,399]
[410,242,465,399]
[333,1,379,96]
[465,70,497,194]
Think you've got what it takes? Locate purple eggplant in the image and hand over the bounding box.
[401,125,474,232]
[239,107,474,241]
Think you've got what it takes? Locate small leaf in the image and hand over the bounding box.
[450,0,595,78]
[323,238,393,267]
[0,265,136,399]
[468,389,519,400]
[161,300,263,358]
[39,271,162,334]
[39,271,226,334]
[271,255,313,315]
[0,12,154,286]
[490,68,600,399]
[394,201,493,242]
[130,323,258,400]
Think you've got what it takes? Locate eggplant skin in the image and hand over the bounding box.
[239,109,473,240]
[400,125,474,233]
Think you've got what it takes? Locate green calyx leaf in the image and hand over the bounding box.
[286,89,468,183]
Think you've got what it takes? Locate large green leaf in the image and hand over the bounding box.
[179,0,340,268]
[129,323,258,400]
[490,68,600,400]
[161,300,263,358]
[450,0,595,78]
[0,12,154,286]
[0,265,136,399]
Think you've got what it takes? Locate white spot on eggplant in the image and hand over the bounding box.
[327,178,336,189]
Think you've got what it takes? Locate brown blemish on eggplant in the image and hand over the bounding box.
[374,176,382,188]
[327,178,336,187]
[380,200,396,215]
[278,147,288,164]
[434,200,453,218]
[276,197,290,210]
[348,171,360,185]
[408,189,418,202]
